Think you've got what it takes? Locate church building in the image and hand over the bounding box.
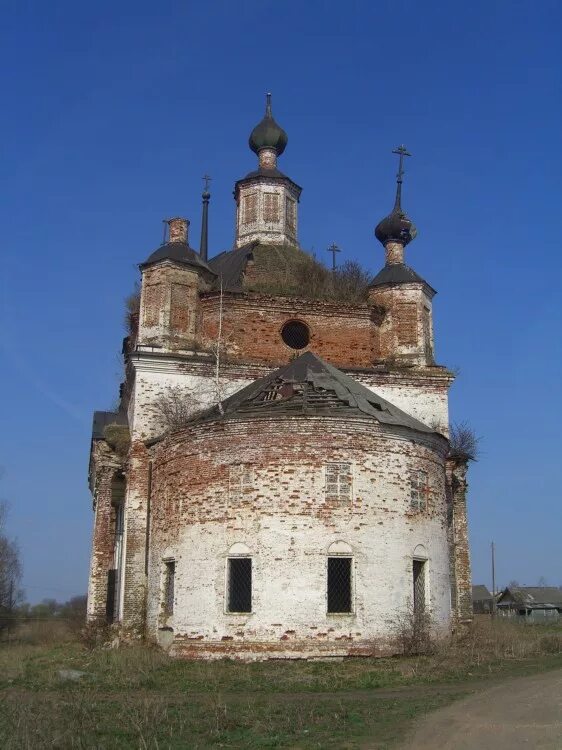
[87,95,472,659]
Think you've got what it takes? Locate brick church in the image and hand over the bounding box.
[87,95,472,659]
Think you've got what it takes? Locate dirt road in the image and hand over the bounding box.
[401,668,562,749]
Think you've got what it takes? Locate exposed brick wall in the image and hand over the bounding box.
[144,416,451,659]
[87,443,123,622]
[369,283,435,366]
[138,262,212,352]
[120,441,151,635]
[201,294,377,368]
[446,457,472,624]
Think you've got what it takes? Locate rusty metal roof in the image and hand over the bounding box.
[192,351,436,435]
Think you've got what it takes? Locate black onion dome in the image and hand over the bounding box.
[375,206,417,247]
[249,93,288,156]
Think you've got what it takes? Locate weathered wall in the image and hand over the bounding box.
[201,294,377,369]
[369,283,435,366]
[446,457,472,624]
[235,176,299,248]
[145,417,451,659]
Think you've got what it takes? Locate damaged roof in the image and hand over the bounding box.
[499,587,562,608]
[192,351,436,435]
[208,243,256,291]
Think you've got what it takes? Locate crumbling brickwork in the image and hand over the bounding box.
[144,417,451,659]
[446,457,472,623]
[369,283,435,366]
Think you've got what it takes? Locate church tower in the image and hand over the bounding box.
[234,94,301,248]
[369,146,436,367]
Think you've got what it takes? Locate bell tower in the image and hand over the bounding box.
[234,94,302,248]
[369,146,436,367]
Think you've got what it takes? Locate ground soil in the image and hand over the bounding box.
[399,667,562,749]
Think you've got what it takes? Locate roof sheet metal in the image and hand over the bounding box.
[472,584,493,601]
[192,351,436,436]
[140,241,216,274]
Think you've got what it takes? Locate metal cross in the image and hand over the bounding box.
[391,145,411,209]
[202,174,212,191]
[392,145,411,183]
[327,243,341,272]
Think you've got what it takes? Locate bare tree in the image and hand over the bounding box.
[0,500,23,631]
[449,421,481,461]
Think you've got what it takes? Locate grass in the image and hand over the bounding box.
[1,618,561,749]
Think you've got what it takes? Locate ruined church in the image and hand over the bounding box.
[87,95,472,659]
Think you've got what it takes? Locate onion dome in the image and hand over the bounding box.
[375,145,417,247]
[249,93,288,157]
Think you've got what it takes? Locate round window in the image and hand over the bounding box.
[281,320,310,350]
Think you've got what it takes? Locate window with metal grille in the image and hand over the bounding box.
[163,560,175,615]
[325,462,352,503]
[413,559,426,614]
[229,464,253,503]
[227,557,252,613]
[281,320,310,349]
[327,557,352,613]
[410,470,429,511]
[263,192,280,223]
[242,192,258,224]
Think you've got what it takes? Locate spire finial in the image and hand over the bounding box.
[265,92,272,117]
[200,174,211,261]
[391,145,411,210]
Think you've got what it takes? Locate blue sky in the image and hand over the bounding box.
[0,1,560,602]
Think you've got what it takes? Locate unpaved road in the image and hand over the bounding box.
[401,668,562,749]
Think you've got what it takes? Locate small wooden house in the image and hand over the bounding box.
[497,586,562,622]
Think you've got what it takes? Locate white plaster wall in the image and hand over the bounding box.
[145,421,451,656]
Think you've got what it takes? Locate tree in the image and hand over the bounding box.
[0,500,23,631]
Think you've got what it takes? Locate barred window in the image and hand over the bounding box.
[413,559,426,614]
[410,470,429,511]
[263,192,280,223]
[227,557,252,613]
[163,560,175,615]
[325,462,352,503]
[327,557,352,613]
[229,464,253,503]
[242,192,258,224]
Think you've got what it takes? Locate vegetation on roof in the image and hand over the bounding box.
[103,424,131,457]
[449,421,480,461]
[245,244,371,303]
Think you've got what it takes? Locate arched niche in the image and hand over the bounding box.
[327,540,353,556]
[228,542,252,556]
[413,544,428,560]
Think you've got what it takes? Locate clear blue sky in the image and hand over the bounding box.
[1,1,560,603]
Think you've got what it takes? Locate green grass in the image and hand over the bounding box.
[1,620,561,749]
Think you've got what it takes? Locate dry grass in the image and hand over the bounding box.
[0,618,560,749]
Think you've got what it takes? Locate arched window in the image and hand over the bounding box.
[226,544,252,613]
[412,546,428,615]
[327,542,353,614]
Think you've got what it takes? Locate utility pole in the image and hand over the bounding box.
[491,541,497,618]
[327,243,340,272]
